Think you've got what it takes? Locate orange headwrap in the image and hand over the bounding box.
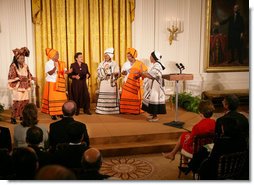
[127,48,138,58]
[12,47,30,58]
[45,48,58,59]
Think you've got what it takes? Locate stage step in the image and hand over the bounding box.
[90,132,181,157]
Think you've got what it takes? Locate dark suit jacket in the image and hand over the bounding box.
[215,110,249,139]
[0,126,12,152]
[53,143,89,169]
[49,117,90,152]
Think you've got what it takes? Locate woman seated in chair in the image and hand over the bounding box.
[162,100,216,161]
[195,117,248,179]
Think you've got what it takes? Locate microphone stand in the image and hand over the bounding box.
[164,64,185,128]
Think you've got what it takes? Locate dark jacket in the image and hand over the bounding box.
[49,117,90,152]
[0,126,12,152]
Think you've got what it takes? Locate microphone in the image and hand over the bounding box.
[176,63,180,69]
[179,63,185,70]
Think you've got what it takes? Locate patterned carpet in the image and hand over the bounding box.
[101,157,154,180]
[99,153,193,180]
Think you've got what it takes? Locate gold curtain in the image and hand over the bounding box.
[32,0,135,104]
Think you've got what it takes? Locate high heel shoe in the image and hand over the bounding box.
[162,152,175,161]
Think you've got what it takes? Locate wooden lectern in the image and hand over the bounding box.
[162,74,194,128]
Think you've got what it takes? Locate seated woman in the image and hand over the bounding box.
[193,117,248,179]
[162,100,215,160]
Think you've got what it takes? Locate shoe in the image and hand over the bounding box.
[162,152,175,161]
[84,110,92,115]
[51,116,57,120]
[178,166,191,175]
[148,117,159,122]
[147,114,153,119]
[11,118,17,124]
[75,112,80,116]
[20,117,23,121]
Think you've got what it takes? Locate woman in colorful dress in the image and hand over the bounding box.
[120,48,148,114]
[8,47,35,124]
[141,51,166,122]
[41,48,68,120]
[96,48,120,114]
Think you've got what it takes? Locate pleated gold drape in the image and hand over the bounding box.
[32,0,135,103]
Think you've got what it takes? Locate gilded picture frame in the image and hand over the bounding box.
[205,0,249,72]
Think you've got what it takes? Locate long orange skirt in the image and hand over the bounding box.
[41,82,67,116]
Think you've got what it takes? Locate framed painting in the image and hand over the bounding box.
[205,0,249,72]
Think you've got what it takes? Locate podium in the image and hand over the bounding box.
[162,74,193,127]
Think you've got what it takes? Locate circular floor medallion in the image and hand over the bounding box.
[100,157,154,180]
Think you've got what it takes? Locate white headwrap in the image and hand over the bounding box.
[104,48,114,59]
[151,50,165,70]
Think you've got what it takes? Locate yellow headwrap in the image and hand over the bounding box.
[45,48,58,59]
[126,48,138,58]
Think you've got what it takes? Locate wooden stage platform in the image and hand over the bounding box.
[0,104,200,157]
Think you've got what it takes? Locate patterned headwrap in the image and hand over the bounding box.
[12,47,30,58]
[126,48,138,58]
[45,48,58,59]
[104,48,114,59]
[151,51,165,70]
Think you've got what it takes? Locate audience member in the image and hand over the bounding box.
[0,148,14,179]
[162,100,215,161]
[26,126,52,168]
[49,100,90,152]
[11,147,39,180]
[78,148,110,180]
[0,126,12,152]
[14,103,48,148]
[215,94,249,142]
[53,123,89,169]
[197,117,248,179]
[35,165,76,180]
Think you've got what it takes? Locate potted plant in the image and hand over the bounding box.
[172,92,201,113]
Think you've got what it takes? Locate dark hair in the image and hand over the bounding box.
[62,100,77,116]
[224,94,239,111]
[22,103,38,127]
[11,56,19,70]
[12,147,38,179]
[74,52,82,62]
[198,100,215,118]
[26,126,43,145]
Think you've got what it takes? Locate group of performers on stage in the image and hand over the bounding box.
[8,46,167,124]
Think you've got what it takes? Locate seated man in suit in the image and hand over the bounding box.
[53,123,89,169]
[49,100,90,152]
[0,126,12,152]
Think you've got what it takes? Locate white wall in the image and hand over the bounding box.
[0,0,36,109]
[132,0,249,96]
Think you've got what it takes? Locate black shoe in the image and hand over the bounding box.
[178,166,191,175]
[75,112,80,116]
[51,116,57,120]
[11,118,17,124]
[84,110,92,115]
